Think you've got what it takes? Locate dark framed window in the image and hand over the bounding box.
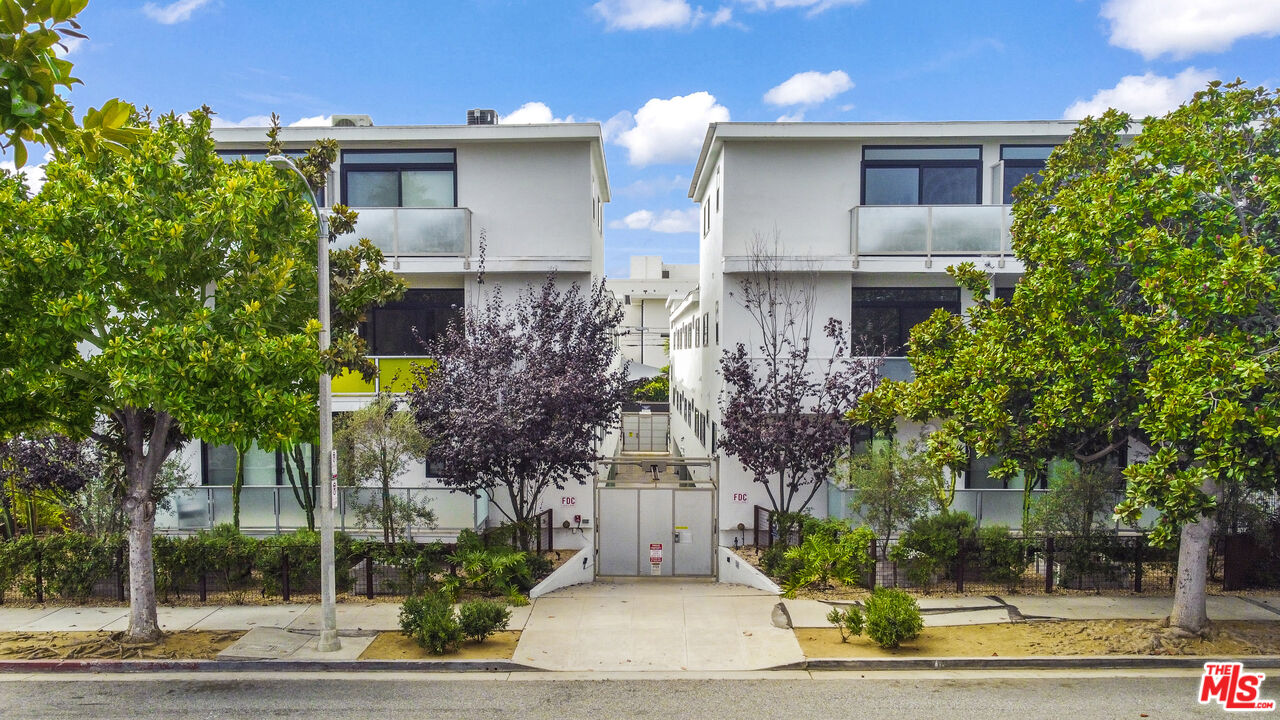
[341,150,457,208]
[994,285,1016,302]
[1000,145,1055,205]
[363,289,464,355]
[862,146,982,206]
[201,441,283,486]
[851,287,961,356]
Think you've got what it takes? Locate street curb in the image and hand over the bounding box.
[0,659,545,674]
[798,655,1280,671]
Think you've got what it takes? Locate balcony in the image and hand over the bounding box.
[340,207,471,257]
[850,205,1011,266]
[157,485,487,541]
[331,356,434,395]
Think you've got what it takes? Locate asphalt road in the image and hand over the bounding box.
[0,670,1253,719]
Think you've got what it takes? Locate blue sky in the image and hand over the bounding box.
[12,0,1280,276]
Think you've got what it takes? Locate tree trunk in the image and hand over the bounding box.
[125,488,160,641]
[232,448,245,529]
[120,408,177,643]
[1169,476,1223,634]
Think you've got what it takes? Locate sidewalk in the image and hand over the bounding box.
[1,588,1279,669]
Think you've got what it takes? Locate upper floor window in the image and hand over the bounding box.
[1000,145,1055,205]
[341,150,456,208]
[851,287,961,356]
[363,288,464,355]
[861,146,982,206]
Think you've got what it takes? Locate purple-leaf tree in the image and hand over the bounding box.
[406,274,629,550]
[0,433,99,538]
[719,233,882,517]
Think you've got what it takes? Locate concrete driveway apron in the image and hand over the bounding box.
[513,581,802,671]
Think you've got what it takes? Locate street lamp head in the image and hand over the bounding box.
[265,154,299,172]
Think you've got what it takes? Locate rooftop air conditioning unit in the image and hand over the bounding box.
[467,108,499,125]
[331,114,374,128]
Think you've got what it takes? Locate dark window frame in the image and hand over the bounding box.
[340,149,459,208]
[999,144,1056,205]
[201,441,284,486]
[363,288,465,356]
[861,145,983,206]
[851,287,961,357]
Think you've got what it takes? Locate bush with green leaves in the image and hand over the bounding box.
[444,529,533,602]
[863,588,923,649]
[457,600,512,643]
[889,511,977,586]
[400,592,462,655]
[975,524,1028,587]
[779,520,874,597]
[38,533,122,600]
[826,605,865,643]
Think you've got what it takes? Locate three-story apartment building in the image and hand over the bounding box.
[673,121,1084,544]
[162,112,610,538]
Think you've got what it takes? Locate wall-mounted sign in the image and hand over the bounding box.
[561,496,577,507]
[732,492,749,504]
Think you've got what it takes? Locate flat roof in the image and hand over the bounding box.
[212,122,611,201]
[690,120,1084,198]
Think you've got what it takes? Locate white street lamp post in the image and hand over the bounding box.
[267,155,340,652]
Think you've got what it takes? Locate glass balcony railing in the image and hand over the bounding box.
[157,485,487,538]
[331,356,434,394]
[339,207,471,257]
[851,205,1011,260]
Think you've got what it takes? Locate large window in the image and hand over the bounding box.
[202,442,283,486]
[341,150,456,208]
[364,289,463,355]
[1000,145,1055,205]
[851,287,961,356]
[862,146,982,205]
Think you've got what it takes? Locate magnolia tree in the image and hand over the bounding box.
[0,109,327,641]
[863,81,1280,634]
[719,234,882,516]
[407,276,629,550]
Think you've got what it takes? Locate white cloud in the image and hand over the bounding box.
[601,110,634,142]
[210,114,274,128]
[737,0,864,14]
[55,36,85,56]
[593,0,737,30]
[499,102,578,124]
[142,0,214,24]
[608,208,699,233]
[1102,0,1280,59]
[289,115,332,127]
[593,0,694,29]
[617,174,690,197]
[763,70,853,106]
[615,91,729,167]
[1063,68,1215,120]
[776,110,805,122]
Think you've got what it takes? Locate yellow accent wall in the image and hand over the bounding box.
[331,368,375,394]
[378,357,434,392]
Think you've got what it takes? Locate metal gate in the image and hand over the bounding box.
[621,412,669,453]
[596,483,715,577]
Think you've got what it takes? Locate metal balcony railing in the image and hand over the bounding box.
[851,205,1012,264]
[339,207,471,257]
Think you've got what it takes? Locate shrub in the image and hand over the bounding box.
[400,592,462,655]
[448,530,532,598]
[826,605,864,643]
[39,533,121,600]
[759,544,802,579]
[890,511,977,586]
[779,520,873,597]
[457,600,512,643]
[863,588,923,649]
[976,525,1027,587]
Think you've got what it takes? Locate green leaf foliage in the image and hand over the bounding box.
[863,588,923,649]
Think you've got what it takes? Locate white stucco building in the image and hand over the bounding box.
[163,112,610,538]
[610,255,697,371]
[673,121,1088,543]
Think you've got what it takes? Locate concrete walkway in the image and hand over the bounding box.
[3,590,1280,667]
